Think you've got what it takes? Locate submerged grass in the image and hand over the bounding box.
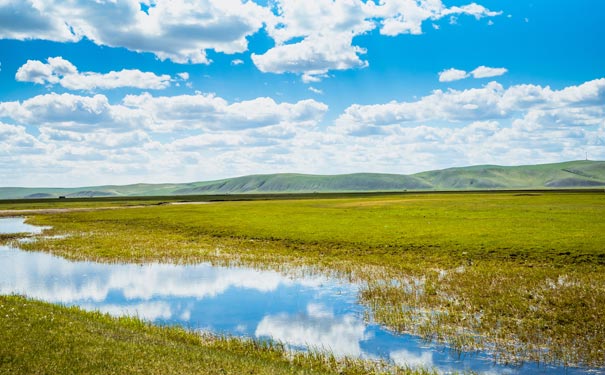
[0,295,432,375]
[3,191,605,369]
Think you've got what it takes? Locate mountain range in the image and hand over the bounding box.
[2,160,604,200]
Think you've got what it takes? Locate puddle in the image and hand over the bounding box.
[0,218,600,374]
[0,217,49,234]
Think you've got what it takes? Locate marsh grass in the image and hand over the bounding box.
[0,233,28,244]
[5,192,605,368]
[1,295,436,375]
[361,263,605,367]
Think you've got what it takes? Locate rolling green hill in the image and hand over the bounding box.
[415,160,605,189]
[173,173,433,195]
[1,160,604,199]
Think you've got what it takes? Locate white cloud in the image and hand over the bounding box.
[39,128,152,150]
[442,3,501,20]
[0,90,328,134]
[231,59,244,66]
[0,90,333,185]
[0,1,78,42]
[252,0,374,82]
[438,68,469,82]
[0,92,145,132]
[375,1,500,36]
[308,87,323,94]
[252,0,500,81]
[319,79,605,173]
[0,0,271,64]
[0,0,501,80]
[336,79,605,130]
[16,57,172,90]
[252,33,369,82]
[15,59,58,84]
[122,92,328,131]
[177,72,190,81]
[0,91,329,185]
[471,65,508,79]
[1,77,603,187]
[439,66,508,82]
[0,122,46,155]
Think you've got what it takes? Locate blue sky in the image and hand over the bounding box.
[0,0,603,187]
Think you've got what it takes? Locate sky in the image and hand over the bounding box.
[0,0,604,187]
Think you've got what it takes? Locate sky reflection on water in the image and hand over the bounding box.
[0,217,600,374]
[0,217,48,234]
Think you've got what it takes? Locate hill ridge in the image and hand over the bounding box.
[2,160,604,199]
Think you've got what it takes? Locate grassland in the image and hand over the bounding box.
[2,191,605,370]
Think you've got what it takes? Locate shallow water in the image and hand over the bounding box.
[0,217,600,374]
[0,217,48,234]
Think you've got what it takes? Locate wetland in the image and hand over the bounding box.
[1,192,604,374]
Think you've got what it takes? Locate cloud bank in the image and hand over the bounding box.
[0,78,603,186]
[254,0,501,81]
[0,0,501,80]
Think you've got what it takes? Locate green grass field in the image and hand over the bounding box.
[2,191,605,370]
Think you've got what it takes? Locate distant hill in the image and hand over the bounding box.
[65,191,117,198]
[1,160,604,200]
[415,160,605,190]
[172,173,433,195]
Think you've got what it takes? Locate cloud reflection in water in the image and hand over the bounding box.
[0,218,592,375]
[256,303,367,356]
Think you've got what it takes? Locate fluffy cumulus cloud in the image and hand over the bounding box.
[438,68,469,82]
[471,65,508,79]
[439,65,508,82]
[253,34,370,83]
[0,92,144,132]
[374,0,500,36]
[1,78,603,186]
[0,0,270,64]
[252,0,374,81]
[0,121,57,185]
[0,0,500,80]
[0,89,330,185]
[0,91,327,133]
[253,0,501,81]
[336,79,605,130]
[327,78,605,170]
[0,122,46,155]
[0,1,78,42]
[122,93,328,131]
[15,57,172,90]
